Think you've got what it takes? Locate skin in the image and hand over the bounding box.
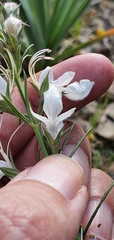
[0,53,114,239]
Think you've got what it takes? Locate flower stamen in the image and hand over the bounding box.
[28,49,54,88]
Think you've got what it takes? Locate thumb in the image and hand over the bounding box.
[0,154,90,240]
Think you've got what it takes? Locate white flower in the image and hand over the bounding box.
[29,52,95,100]
[63,79,95,101]
[31,85,76,139]
[0,142,13,179]
[4,15,22,37]
[39,66,75,90]
[3,2,19,16]
[0,76,7,100]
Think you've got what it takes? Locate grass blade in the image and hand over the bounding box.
[69,126,93,158]
[83,181,114,237]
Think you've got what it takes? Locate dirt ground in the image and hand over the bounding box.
[74,0,114,178]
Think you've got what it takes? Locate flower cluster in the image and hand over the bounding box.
[3,2,22,37]
[28,52,94,140]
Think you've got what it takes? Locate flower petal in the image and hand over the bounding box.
[0,76,7,100]
[0,170,5,179]
[54,71,75,87]
[30,107,60,139]
[39,66,53,88]
[43,85,62,121]
[64,79,95,101]
[47,121,64,140]
[0,142,16,179]
[46,107,76,139]
[57,107,76,123]
[0,160,11,168]
[30,108,48,125]
[0,160,12,179]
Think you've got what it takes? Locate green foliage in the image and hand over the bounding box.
[9,0,91,69]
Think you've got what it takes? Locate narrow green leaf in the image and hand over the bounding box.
[61,123,74,153]
[0,167,20,178]
[0,100,15,115]
[83,181,114,237]
[2,95,29,123]
[33,124,48,157]
[14,74,26,104]
[76,225,84,240]
[16,44,22,73]
[20,0,47,49]
[69,126,93,158]
[23,71,33,122]
[49,0,91,50]
[22,44,34,62]
[54,32,114,64]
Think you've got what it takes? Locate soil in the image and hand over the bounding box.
[74,0,114,178]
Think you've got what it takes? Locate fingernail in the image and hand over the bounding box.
[82,199,113,240]
[21,155,84,200]
[63,144,90,187]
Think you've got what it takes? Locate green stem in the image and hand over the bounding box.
[33,125,48,157]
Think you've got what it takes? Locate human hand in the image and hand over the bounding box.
[0,53,114,239]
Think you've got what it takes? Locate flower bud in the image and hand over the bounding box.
[3,2,20,16]
[4,15,22,37]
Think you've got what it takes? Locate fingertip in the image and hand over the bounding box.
[52,53,114,111]
[83,200,113,240]
[90,168,114,210]
[53,53,114,87]
[82,169,114,239]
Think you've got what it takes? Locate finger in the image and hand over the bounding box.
[1,54,114,155]
[0,154,89,240]
[35,53,114,111]
[82,168,114,239]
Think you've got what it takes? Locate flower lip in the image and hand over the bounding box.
[63,79,95,101]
